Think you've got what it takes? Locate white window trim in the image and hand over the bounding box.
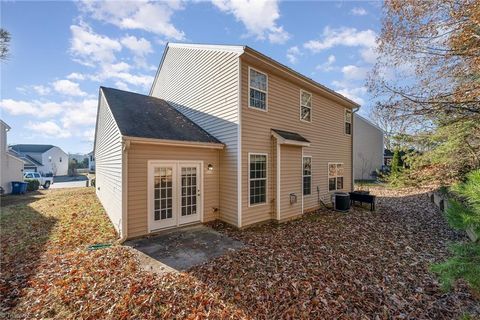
[248,152,268,207]
[248,66,268,112]
[303,156,312,196]
[327,162,344,192]
[299,90,312,123]
[345,109,352,136]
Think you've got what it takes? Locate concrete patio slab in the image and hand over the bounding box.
[125,224,244,272]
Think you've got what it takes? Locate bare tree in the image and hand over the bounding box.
[369,106,425,151]
[368,0,480,123]
[0,29,11,61]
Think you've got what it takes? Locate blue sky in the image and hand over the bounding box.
[1,1,381,154]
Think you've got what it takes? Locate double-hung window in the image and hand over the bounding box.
[345,109,352,135]
[303,156,312,195]
[328,163,344,191]
[300,90,312,122]
[249,154,267,205]
[249,68,267,111]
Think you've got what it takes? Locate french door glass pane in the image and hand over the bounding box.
[154,167,173,221]
[181,167,197,216]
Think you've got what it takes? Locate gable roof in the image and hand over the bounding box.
[152,43,360,109]
[101,87,222,145]
[10,144,54,153]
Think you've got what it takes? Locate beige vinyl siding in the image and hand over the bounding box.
[353,114,384,180]
[151,45,241,226]
[279,145,302,220]
[241,58,353,226]
[94,92,123,236]
[127,143,220,238]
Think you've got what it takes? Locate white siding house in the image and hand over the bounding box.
[9,144,68,176]
[150,43,243,226]
[353,114,384,180]
[94,91,124,237]
[88,151,95,172]
[0,120,24,194]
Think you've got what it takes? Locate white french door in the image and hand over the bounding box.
[149,161,202,231]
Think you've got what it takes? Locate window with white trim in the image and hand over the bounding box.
[303,156,312,195]
[328,163,344,191]
[249,68,267,110]
[249,154,267,205]
[300,90,312,122]
[345,109,352,135]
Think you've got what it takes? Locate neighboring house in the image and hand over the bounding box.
[69,153,87,163]
[9,144,68,176]
[94,43,359,239]
[0,120,24,194]
[384,149,394,166]
[384,149,412,167]
[88,151,95,172]
[353,114,384,180]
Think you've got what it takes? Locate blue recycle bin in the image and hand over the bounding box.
[11,181,28,194]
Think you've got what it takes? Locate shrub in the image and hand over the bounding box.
[433,169,480,294]
[90,178,95,187]
[445,170,480,237]
[431,242,480,292]
[24,179,40,192]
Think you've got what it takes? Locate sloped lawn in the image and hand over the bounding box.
[1,187,479,319]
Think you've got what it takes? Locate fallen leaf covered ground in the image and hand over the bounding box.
[1,187,479,319]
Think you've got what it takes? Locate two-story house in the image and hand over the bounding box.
[9,144,69,176]
[94,43,359,239]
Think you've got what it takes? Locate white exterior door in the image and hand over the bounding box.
[148,161,202,232]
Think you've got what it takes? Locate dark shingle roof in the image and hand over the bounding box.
[8,150,42,167]
[101,87,222,144]
[10,144,54,153]
[272,129,310,143]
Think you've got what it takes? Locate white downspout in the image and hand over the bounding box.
[351,106,360,191]
[118,139,130,243]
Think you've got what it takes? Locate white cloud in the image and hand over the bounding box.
[0,99,63,118]
[66,72,86,81]
[316,54,336,71]
[304,27,377,53]
[335,86,367,105]
[32,85,51,96]
[332,80,367,105]
[70,22,122,66]
[79,0,185,40]
[212,0,290,44]
[53,79,87,97]
[121,35,153,56]
[0,99,38,116]
[16,85,51,96]
[27,121,72,138]
[1,97,99,141]
[60,99,98,129]
[350,7,367,16]
[88,62,153,89]
[286,46,301,64]
[81,128,96,142]
[360,47,378,64]
[341,65,368,80]
[114,81,130,91]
